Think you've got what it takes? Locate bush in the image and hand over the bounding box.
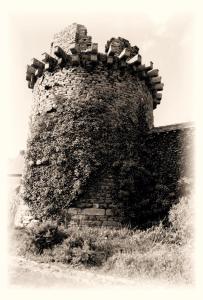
[12,196,193,283]
[12,224,114,267]
[103,243,191,283]
[168,196,193,244]
[102,196,193,283]
[12,221,68,255]
[51,226,114,267]
[31,221,68,254]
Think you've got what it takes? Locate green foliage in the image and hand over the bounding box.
[168,196,193,244]
[30,221,67,254]
[102,196,193,283]
[23,93,142,220]
[12,196,193,284]
[11,221,67,255]
[12,224,114,267]
[52,233,113,267]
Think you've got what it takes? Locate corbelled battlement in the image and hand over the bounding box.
[26,23,163,109]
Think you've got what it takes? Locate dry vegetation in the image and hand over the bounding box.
[10,196,193,285]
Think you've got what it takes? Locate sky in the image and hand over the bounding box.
[2,0,197,158]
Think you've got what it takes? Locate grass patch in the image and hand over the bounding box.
[10,196,193,284]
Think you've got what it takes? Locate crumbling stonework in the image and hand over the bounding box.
[52,23,92,53]
[128,123,194,228]
[20,23,193,228]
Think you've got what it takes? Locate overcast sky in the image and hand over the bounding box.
[3,0,196,158]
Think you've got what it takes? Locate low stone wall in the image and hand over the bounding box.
[66,172,124,227]
[136,122,195,227]
[66,208,121,228]
[146,122,194,184]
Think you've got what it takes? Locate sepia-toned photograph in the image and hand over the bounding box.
[2,0,202,297]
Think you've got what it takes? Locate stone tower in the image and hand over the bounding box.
[23,23,164,227]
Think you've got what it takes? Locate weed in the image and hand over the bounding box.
[11,196,193,283]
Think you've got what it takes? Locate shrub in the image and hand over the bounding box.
[51,227,114,267]
[103,243,191,283]
[168,196,193,244]
[31,221,68,254]
[9,227,36,257]
[102,196,193,283]
[15,221,68,255]
[12,196,193,283]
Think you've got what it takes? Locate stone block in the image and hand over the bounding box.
[81,208,105,216]
[77,203,93,208]
[119,60,127,68]
[67,208,81,215]
[150,76,161,84]
[107,44,117,56]
[71,55,80,65]
[151,83,164,91]
[147,69,159,77]
[98,203,108,209]
[145,61,153,71]
[105,209,113,216]
[26,72,31,81]
[71,214,86,220]
[68,220,79,226]
[31,58,45,70]
[154,92,162,100]
[80,220,102,226]
[35,68,43,77]
[118,48,131,59]
[85,215,97,221]
[107,56,114,64]
[153,98,161,105]
[127,54,141,66]
[105,198,113,203]
[102,220,121,227]
[91,43,98,53]
[42,53,57,66]
[27,65,36,75]
[90,54,98,62]
[95,215,108,221]
[137,64,146,71]
[107,203,118,208]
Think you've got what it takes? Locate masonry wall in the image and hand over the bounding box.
[20,23,192,229]
[131,124,195,228]
[52,23,92,53]
[11,124,194,229]
[66,172,124,227]
[23,63,154,226]
[146,124,194,182]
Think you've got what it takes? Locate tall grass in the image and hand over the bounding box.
[10,196,193,284]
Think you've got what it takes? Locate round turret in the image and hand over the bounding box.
[23,23,164,227]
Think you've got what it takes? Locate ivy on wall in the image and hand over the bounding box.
[22,89,148,221]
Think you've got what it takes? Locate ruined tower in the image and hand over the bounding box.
[23,23,165,227]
